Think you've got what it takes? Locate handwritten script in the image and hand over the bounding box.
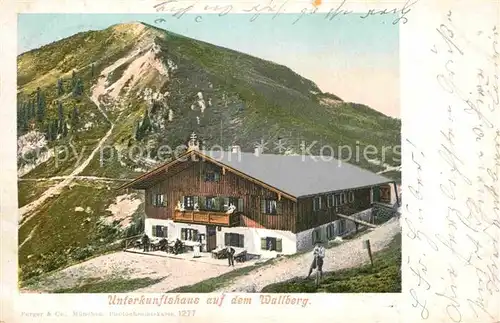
[406,8,499,323]
[152,0,420,25]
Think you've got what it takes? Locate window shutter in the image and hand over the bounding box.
[181,229,186,240]
[276,238,282,252]
[199,196,206,209]
[152,225,157,237]
[193,230,198,242]
[261,199,266,213]
[214,197,221,211]
[224,233,230,246]
[237,198,244,212]
[223,197,230,211]
[260,237,267,250]
[373,187,380,202]
[276,201,283,215]
[181,196,185,205]
[215,171,221,182]
[193,196,199,206]
[151,193,156,206]
[238,234,244,248]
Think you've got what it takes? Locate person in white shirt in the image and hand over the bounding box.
[307,241,325,278]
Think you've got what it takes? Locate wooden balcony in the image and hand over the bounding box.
[173,209,240,227]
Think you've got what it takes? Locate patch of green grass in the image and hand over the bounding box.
[53,277,164,293]
[169,261,272,293]
[18,181,127,282]
[17,180,61,207]
[106,59,132,85]
[261,233,401,293]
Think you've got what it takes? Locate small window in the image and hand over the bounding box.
[261,199,278,215]
[152,193,165,207]
[205,196,219,211]
[334,194,340,206]
[338,219,346,235]
[205,170,221,182]
[312,228,322,244]
[181,228,199,241]
[348,191,355,202]
[227,197,240,211]
[260,237,282,252]
[327,195,334,208]
[340,193,346,204]
[225,232,244,248]
[153,225,168,238]
[184,196,194,210]
[326,224,335,240]
[313,196,322,211]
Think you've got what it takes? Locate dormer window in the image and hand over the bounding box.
[205,170,221,182]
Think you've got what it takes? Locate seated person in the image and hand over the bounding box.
[174,238,182,254]
[141,234,150,252]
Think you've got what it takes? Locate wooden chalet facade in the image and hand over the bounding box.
[121,139,398,256]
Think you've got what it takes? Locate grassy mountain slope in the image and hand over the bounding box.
[17,21,400,283]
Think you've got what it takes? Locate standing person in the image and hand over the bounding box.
[307,241,325,278]
[141,234,150,252]
[226,245,235,267]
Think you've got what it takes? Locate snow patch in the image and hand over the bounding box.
[97,43,170,102]
[75,206,93,213]
[84,122,93,130]
[17,131,53,177]
[368,158,402,174]
[18,131,47,157]
[142,87,168,106]
[167,59,178,71]
[105,194,142,228]
[197,92,206,113]
[319,97,342,106]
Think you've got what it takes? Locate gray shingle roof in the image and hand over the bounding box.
[202,150,393,197]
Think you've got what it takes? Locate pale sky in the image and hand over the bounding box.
[18,13,400,117]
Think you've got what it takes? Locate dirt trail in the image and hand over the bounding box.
[19,63,119,224]
[215,217,401,292]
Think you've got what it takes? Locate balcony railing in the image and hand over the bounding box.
[173,209,239,227]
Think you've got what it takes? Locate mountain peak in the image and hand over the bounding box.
[108,21,162,40]
[110,21,147,31]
